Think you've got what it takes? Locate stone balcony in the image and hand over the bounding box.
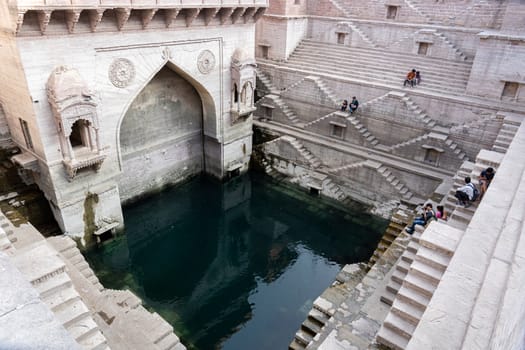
[11,0,268,35]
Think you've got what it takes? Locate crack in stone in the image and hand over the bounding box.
[0,299,40,318]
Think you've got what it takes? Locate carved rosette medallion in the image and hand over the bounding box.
[197,50,216,74]
[108,58,135,88]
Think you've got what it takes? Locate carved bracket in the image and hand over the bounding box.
[253,7,267,22]
[38,10,52,34]
[65,10,81,34]
[141,9,157,29]
[220,7,235,25]
[243,7,257,24]
[204,8,220,26]
[232,7,247,25]
[115,8,131,31]
[185,8,201,27]
[164,9,180,28]
[88,9,105,32]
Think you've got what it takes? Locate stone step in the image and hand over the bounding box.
[376,324,409,350]
[403,273,436,298]
[401,249,416,264]
[302,317,323,335]
[156,332,181,350]
[308,308,330,326]
[386,279,402,295]
[380,288,397,306]
[295,329,313,347]
[34,272,73,299]
[396,284,430,311]
[416,245,449,271]
[43,285,81,312]
[409,259,442,285]
[289,339,306,350]
[55,298,90,328]
[391,297,425,325]
[69,316,99,342]
[396,258,411,274]
[79,329,107,350]
[383,311,416,339]
[407,240,420,255]
[391,268,407,285]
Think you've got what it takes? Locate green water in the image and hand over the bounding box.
[85,173,388,350]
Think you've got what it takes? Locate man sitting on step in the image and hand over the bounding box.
[454,176,477,208]
[405,203,436,234]
[349,96,359,114]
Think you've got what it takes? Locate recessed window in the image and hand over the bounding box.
[337,33,346,45]
[502,82,519,99]
[294,0,300,4]
[19,118,34,151]
[261,46,269,59]
[418,42,430,55]
[386,6,398,19]
[264,106,273,119]
[331,124,345,139]
[424,149,439,164]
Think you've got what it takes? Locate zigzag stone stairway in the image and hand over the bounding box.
[0,213,186,350]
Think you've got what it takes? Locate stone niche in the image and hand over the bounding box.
[231,48,257,125]
[46,66,106,181]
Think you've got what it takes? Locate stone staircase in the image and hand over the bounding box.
[347,115,381,146]
[277,40,472,95]
[376,221,463,350]
[345,21,380,48]
[402,0,432,22]
[405,122,525,350]
[13,242,109,350]
[255,68,279,95]
[492,114,521,154]
[434,31,469,61]
[401,95,437,128]
[48,236,104,292]
[388,133,431,152]
[296,230,412,350]
[303,111,341,129]
[329,160,368,173]
[327,0,352,17]
[323,178,347,201]
[307,76,340,106]
[368,206,413,267]
[281,136,323,168]
[377,165,414,201]
[266,94,301,125]
[406,0,507,27]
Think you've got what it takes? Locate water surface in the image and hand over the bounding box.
[85,173,388,349]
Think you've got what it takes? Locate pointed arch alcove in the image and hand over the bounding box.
[118,63,208,203]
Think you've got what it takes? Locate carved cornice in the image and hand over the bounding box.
[13,2,269,35]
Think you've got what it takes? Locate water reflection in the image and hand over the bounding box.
[86,173,387,350]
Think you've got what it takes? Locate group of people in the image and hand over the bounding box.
[403,69,421,87]
[454,167,495,208]
[405,203,447,234]
[405,167,495,234]
[340,97,359,114]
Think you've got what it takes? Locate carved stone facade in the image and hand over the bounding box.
[0,0,268,240]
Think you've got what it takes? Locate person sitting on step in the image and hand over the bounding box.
[454,176,477,208]
[349,96,359,114]
[478,167,495,200]
[436,205,447,221]
[415,71,421,85]
[404,69,416,87]
[341,99,348,111]
[405,203,436,234]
